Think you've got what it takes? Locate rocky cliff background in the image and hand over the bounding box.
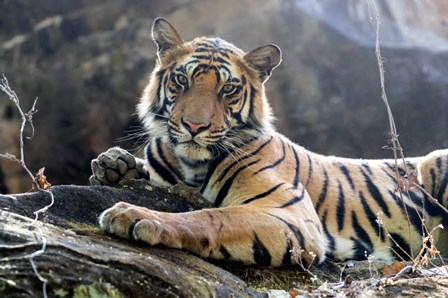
[1,0,447,193]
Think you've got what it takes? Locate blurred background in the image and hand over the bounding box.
[0,0,447,194]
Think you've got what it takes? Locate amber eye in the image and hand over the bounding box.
[221,84,237,95]
[174,74,188,87]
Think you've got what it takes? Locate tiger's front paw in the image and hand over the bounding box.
[99,202,182,248]
[90,147,149,186]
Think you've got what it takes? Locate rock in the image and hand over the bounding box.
[0,180,448,297]
[0,0,447,197]
[1,181,448,297]
[0,212,265,298]
[0,181,264,297]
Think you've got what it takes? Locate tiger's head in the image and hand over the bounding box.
[138,18,281,163]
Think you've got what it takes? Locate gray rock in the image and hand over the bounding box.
[2,181,448,297]
[0,181,266,297]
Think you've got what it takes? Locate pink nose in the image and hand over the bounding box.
[181,118,210,135]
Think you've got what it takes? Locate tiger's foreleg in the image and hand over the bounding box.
[99,201,326,267]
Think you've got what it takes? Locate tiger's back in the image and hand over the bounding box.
[92,18,448,267]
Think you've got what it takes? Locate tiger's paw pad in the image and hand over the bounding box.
[90,147,148,186]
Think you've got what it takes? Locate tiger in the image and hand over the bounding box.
[90,18,448,267]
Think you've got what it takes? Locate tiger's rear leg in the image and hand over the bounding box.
[417,149,448,253]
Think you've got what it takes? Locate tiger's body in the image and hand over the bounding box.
[91,18,448,267]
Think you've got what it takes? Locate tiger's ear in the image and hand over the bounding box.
[152,18,184,60]
[244,44,282,82]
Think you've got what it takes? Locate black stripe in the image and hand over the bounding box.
[151,69,167,114]
[277,189,305,209]
[179,156,210,168]
[362,169,391,217]
[350,237,369,259]
[192,64,215,78]
[252,233,271,267]
[306,154,313,186]
[200,135,262,193]
[436,170,448,205]
[291,145,300,189]
[430,168,437,197]
[422,185,443,217]
[339,164,355,190]
[266,213,305,248]
[238,89,248,114]
[388,190,423,236]
[248,85,256,122]
[321,210,335,255]
[362,163,373,175]
[336,182,345,232]
[255,139,286,174]
[214,159,261,207]
[216,63,231,75]
[281,236,293,266]
[195,42,214,48]
[167,86,177,94]
[351,211,373,253]
[389,233,411,260]
[385,162,406,176]
[406,189,424,207]
[359,191,385,241]
[315,170,329,213]
[192,54,212,60]
[214,57,230,65]
[436,157,442,173]
[242,183,285,204]
[200,151,231,193]
[146,144,177,185]
[232,111,243,125]
[381,168,423,208]
[184,59,201,69]
[220,245,231,260]
[228,97,241,106]
[155,138,182,180]
[382,168,397,183]
[238,75,248,114]
[217,49,231,58]
[195,46,212,51]
[216,136,273,183]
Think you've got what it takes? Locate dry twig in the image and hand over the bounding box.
[366,0,446,272]
[0,74,53,298]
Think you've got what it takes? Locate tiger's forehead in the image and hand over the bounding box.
[188,37,245,57]
[174,37,246,83]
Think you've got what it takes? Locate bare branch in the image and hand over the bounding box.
[0,74,52,298]
[366,0,446,268]
[0,74,36,180]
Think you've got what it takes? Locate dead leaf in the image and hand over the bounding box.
[289,288,300,297]
[383,260,405,277]
[35,167,52,190]
[344,274,353,287]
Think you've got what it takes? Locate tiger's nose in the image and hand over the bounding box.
[181,117,210,135]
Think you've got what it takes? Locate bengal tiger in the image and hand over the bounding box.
[90,18,448,267]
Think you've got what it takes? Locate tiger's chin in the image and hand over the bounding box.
[174,142,213,164]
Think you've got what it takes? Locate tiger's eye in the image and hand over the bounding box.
[176,74,188,85]
[222,84,236,94]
